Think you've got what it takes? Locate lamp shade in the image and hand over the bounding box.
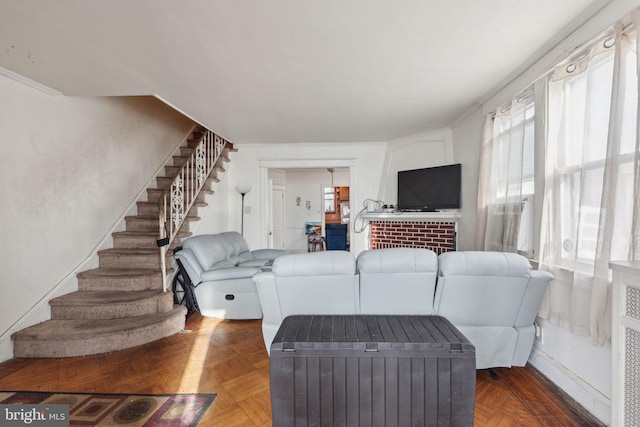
[235,185,252,195]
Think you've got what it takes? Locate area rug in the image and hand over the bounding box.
[0,391,215,426]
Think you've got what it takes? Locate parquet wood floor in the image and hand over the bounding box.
[0,313,604,426]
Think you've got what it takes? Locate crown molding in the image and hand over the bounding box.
[0,66,61,96]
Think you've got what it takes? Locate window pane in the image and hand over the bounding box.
[491,99,535,202]
[547,48,615,267]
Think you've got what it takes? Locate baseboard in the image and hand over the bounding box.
[0,334,14,363]
[0,295,55,363]
[529,345,611,425]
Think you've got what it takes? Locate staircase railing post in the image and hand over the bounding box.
[158,196,169,293]
[160,245,168,293]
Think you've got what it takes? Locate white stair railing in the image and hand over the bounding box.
[157,129,229,291]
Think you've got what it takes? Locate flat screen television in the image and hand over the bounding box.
[397,163,461,212]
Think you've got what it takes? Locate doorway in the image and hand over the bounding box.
[260,163,352,252]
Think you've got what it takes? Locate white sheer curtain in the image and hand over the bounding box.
[539,18,640,345]
[476,91,535,253]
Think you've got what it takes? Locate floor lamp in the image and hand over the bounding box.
[235,185,251,236]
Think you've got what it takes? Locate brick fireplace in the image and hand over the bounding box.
[363,212,460,255]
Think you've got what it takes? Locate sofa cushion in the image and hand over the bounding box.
[357,247,437,273]
[231,251,255,266]
[273,251,355,277]
[438,251,530,277]
[182,235,228,270]
[357,248,437,315]
[214,232,254,265]
[251,248,287,261]
[238,259,269,267]
[210,260,237,270]
[435,251,530,328]
[239,249,287,267]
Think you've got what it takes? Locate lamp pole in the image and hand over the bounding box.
[235,186,251,236]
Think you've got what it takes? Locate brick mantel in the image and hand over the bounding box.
[361,211,461,222]
[362,211,460,255]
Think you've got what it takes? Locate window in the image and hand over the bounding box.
[538,24,639,344]
[324,187,335,213]
[546,35,640,266]
[477,91,535,255]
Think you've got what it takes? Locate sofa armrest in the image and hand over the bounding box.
[253,271,283,325]
[174,248,205,284]
[200,266,261,282]
[515,270,555,327]
[251,249,288,261]
[239,259,271,267]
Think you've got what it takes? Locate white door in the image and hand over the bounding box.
[271,185,285,249]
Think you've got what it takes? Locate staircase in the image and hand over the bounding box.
[12,126,235,358]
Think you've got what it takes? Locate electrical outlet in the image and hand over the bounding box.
[535,322,544,344]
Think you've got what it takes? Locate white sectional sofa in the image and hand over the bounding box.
[174,232,286,319]
[253,248,554,369]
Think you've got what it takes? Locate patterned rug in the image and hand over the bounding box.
[0,391,215,426]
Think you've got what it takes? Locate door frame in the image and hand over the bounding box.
[259,159,355,250]
[270,182,286,249]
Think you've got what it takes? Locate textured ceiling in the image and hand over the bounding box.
[0,0,609,143]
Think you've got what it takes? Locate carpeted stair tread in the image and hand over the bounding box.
[112,230,192,250]
[77,268,164,291]
[112,231,160,247]
[77,267,162,280]
[125,214,201,225]
[98,248,162,255]
[97,248,170,270]
[12,307,187,358]
[13,309,185,340]
[112,230,160,237]
[126,215,163,221]
[112,230,192,238]
[50,290,168,306]
[50,290,174,320]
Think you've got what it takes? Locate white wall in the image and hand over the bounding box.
[226,143,386,255]
[451,108,483,251]
[0,75,194,362]
[378,129,454,205]
[449,1,640,423]
[530,319,612,422]
[188,164,232,236]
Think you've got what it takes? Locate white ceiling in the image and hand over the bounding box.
[0,0,608,143]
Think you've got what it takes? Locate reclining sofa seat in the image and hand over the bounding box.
[175,231,285,319]
[253,251,359,355]
[433,251,554,369]
[357,247,438,315]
